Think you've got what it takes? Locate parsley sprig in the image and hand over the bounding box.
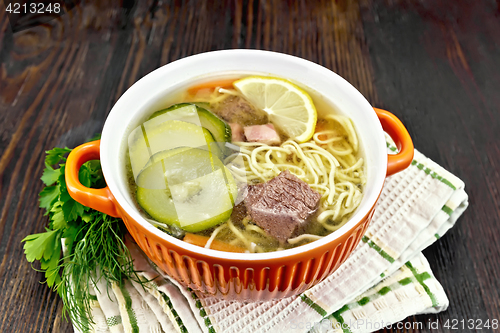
[22,145,140,332]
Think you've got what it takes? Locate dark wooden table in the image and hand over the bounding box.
[1,0,499,332]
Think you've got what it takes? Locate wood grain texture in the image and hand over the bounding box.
[0,0,498,332]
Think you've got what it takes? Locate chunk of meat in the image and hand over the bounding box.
[229,122,245,142]
[215,96,268,125]
[244,170,321,242]
[244,124,281,145]
[230,202,248,225]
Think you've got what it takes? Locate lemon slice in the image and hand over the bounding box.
[233,76,317,143]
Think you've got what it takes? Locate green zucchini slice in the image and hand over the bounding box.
[149,103,232,145]
[136,148,237,232]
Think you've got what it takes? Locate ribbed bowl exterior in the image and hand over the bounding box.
[120,205,375,301]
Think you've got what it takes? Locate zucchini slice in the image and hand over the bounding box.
[149,103,232,144]
[136,148,237,232]
[128,118,220,181]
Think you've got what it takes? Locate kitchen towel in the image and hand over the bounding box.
[77,142,468,333]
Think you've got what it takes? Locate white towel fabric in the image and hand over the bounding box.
[92,279,122,333]
[75,143,468,333]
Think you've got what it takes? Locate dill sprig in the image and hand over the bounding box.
[58,212,140,332]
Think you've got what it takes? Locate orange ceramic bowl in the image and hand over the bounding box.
[65,50,413,301]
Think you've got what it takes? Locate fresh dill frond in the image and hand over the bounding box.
[57,213,142,332]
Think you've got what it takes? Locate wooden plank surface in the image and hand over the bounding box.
[0,0,498,332]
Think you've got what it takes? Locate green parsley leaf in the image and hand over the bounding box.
[81,213,93,223]
[45,147,72,166]
[79,164,92,188]
[49,200,62,213]
[40,238,62,287]
[87,160,105,188]
[41,164,61,186]
[22,229,61,262]
[51,205,67,230]
[62,223,80,255]
[62,199,85,222]
[39,185,60,211]
[59,188,72,203]
[58,165,67,192]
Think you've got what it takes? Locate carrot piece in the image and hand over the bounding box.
[314,121,329,141]
[187,79,236,95]
[183,233,246,253]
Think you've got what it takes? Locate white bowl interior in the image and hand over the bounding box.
[101,50,387,260]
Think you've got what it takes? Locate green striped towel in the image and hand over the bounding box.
[76,142,468,333]
[311,252,448,333]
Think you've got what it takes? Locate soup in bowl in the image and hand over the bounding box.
[65,50,413,300]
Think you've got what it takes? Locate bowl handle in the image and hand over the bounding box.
[65,140,120,217]
[373,108,414,176]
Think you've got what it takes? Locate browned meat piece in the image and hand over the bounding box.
[230,202,248,225]
[215,96,268,126]
[244,170,321,243]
